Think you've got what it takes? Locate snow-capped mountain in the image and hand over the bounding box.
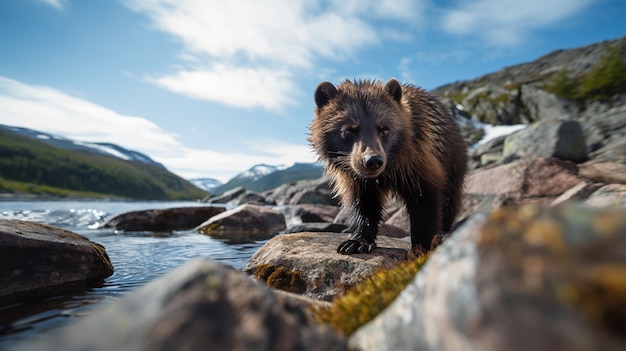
[0,124,165,168]
[238,164,283,181]
[213,162,323,194]
[188,178,223,192]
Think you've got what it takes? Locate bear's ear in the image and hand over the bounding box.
[384,78,402,103]
[314,82,338,108]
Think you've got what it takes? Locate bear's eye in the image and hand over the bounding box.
[342,126,358,139]
[379,127,389,137]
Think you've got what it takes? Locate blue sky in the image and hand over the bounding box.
[0,0,624,182]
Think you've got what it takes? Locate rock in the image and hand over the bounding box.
[581,103,626,153]
[465,157,583,206]
[585,184,626,207]
[233,191,272,205]
[0,219,114,303]
[579,161,626,185]
[294,204,340,223]
[461,83,521,124]
[10,259,347,351]
[264,177,337,206]
[350,205,626,351]
[101,206,225,231]
[468,134,505,169]
[550,181,602,206]
[195,204,286,243]
[206,186,246,204]
[519,85,577,122]
[502,119,588,163]
[385,208,410,233]
[243,232,409,301]
[282,222,348,234]
[283,204,340,227]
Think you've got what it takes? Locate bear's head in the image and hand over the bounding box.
[309,78,410,179]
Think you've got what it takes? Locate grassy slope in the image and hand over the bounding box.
[0,130,208,200]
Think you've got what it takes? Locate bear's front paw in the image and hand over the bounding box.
[337,239,377,255]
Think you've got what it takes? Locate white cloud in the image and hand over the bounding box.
[149,64,296,110]
[441,0,596,46]
[34,0,67,10]
[122,0,421,110]
[0,77,314,181]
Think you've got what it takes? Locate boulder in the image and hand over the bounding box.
[101,206,225,232]
[283,204,340,227]
[195,204,285,243]
[579,161,626,185]
[464,157,583,207]
[550,181,602,206]
[519,85,577,122]
[580,103,626,153]
[243,232,409,301]
[206,186,246,204]
[10,259,347,351]
[585,184,626,207]
[282,222,348,234]
[264,177,337,206]
[0,219,114,303]
[502,119,588,163]
[350,205,626,351]
[385,208,410,233]
[232,191,272,205]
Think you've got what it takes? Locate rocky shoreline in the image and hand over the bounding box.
[3,38,626,350]
[3,114,625,349]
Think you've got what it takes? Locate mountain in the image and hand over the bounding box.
[0,124,165,168]
[188,178,223,192]
[214,163,324,194]
[0,125,208,200]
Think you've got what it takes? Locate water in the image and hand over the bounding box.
[0,200,265,348]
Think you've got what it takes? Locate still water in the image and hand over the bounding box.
[0,200,265,348]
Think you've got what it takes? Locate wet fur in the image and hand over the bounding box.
[309,78,468,255]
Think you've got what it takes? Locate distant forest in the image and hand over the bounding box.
[0,130,208,200]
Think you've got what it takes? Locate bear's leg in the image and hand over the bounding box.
[337,183,383,255]
[405,191,441,255]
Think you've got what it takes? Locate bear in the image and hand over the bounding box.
[309,78,468,256]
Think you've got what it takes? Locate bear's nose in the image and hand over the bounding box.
[364,154,384,170]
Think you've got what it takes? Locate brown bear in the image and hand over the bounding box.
[309,78,467,255]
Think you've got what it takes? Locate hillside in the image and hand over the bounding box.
[432,36,626,126]
[0,129,208,200]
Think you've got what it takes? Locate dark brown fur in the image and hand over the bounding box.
[309,78,467,255]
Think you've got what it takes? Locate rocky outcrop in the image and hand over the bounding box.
[101,206,225,231]
[0,219,113,303]
[195,204,286,243]
[433,37,626,128]
[350,205,626,351]
[243,232,409,301]
[10,259,347,351]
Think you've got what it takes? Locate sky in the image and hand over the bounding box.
[0,0,624,182]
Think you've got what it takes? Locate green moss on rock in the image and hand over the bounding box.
[313,254,430,336]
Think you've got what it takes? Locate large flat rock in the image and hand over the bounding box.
[0,219,114,302]
[244,232,410,301]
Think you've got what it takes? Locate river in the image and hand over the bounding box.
[0,199,265,348]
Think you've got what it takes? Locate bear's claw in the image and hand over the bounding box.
[337,239,377,255]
